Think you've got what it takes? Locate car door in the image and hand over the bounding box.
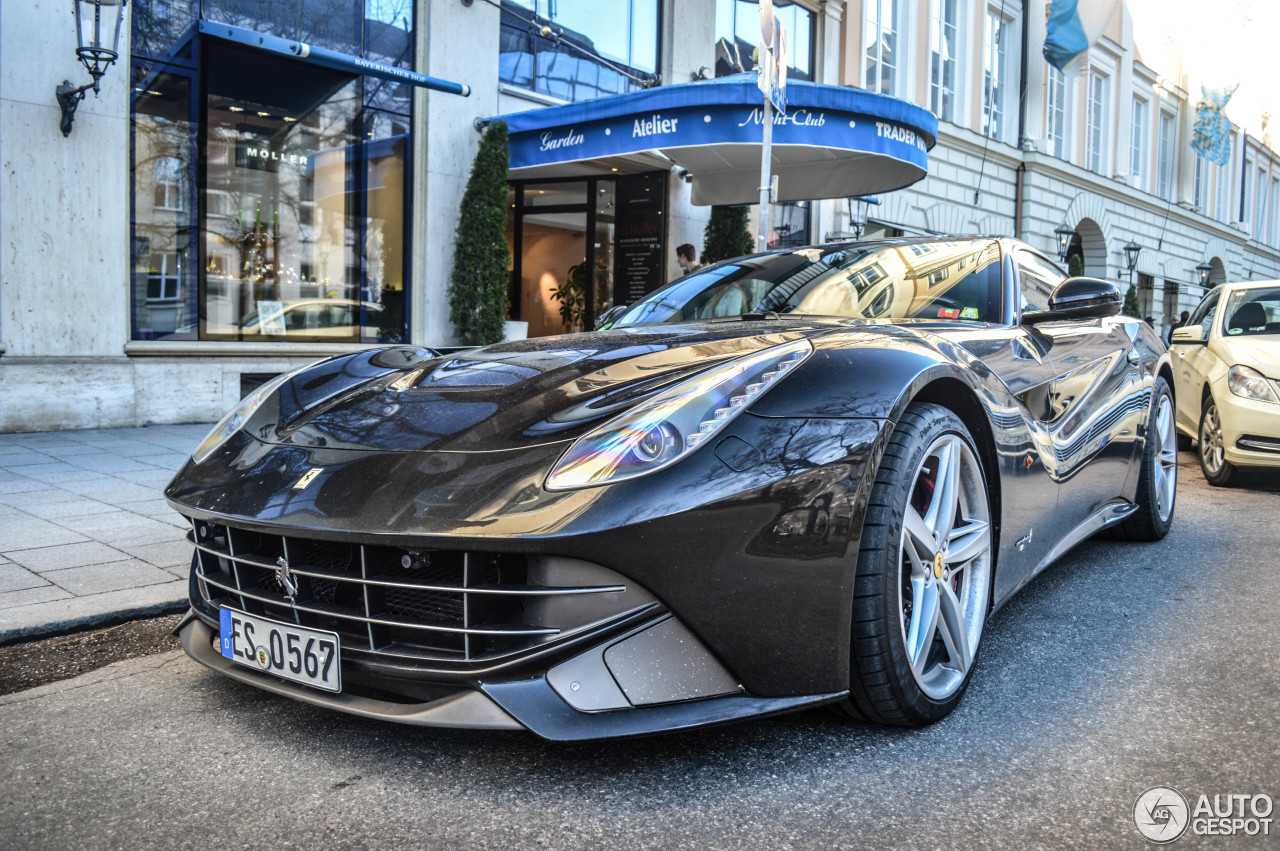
[1013,249,1145,540]
[949,248,1063,603]
[1169,287,1223,433]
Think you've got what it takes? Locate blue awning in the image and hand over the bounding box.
[491,76,937,205]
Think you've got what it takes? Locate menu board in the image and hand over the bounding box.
[613,172,667,305]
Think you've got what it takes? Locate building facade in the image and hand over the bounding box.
[1,0,1276,432]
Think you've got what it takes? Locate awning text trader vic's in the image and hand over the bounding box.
[492,76,937,205]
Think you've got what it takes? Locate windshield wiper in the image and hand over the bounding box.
[741,310,782,321]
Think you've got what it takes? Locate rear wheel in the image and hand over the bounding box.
[1110,377,1176,541]
[837,403,993,726]
[1198,396,1239,487]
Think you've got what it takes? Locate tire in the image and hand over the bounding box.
[836,403,994,727]
[1110,377,1176,541]
[1198,395,1239,486]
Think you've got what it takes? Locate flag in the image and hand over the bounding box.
[1043,0,1088,74]
[1192,85,1237,166]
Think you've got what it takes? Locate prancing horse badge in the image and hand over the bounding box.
[293,467,323,490]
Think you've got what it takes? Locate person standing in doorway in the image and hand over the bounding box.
[676,243,703,276]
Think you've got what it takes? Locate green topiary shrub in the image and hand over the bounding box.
[448,121,511,346]
[701,205,755,264]
[1067,253,1083,277]
[1123,282,1141,318]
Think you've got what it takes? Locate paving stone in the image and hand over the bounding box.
[118,539,193,569]
[21,499,121,519]
[0,478,46,496]
[58,480,162,503]
[6,541,132,573]
[0,564,48,593]
[0,486,82,507]
[45,560,175,596]
[0,516,88,550]
[0,584,72,610]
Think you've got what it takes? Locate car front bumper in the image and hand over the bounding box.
[1215,386,1280,468]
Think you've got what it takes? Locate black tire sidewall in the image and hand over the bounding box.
[857,404,989,724]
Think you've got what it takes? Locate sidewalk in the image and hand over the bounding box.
[0,424,213,643]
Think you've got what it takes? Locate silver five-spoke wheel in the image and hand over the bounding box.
[899,432,993,700]
[1152,393,1177,522]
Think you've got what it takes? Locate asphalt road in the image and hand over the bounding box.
[1,451,1277,850]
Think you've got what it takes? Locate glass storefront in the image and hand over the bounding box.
[130,0,413,343]
[507,172,666,337]
[499,0,660,102]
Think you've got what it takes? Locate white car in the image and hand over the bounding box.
[1170,280,1280,485]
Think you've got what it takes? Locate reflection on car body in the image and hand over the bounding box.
[167,237,1177,740]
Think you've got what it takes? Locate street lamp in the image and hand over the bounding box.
[847,196,880,240]
[56,0,129,137]
[1054,222,1076,263]
[1195,260,1213,286]
[1123,239,1142,284]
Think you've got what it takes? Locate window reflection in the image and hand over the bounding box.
[132,68,196,339]
[499,0,659,102]
[715,0,814,80]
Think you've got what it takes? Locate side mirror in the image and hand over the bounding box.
[1170,325,1206,344]
[1022,277,1123,324]
[594,305,628,330]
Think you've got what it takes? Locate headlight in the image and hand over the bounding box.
[545,339,813,491]
[1226,364,1280,404]
[191,370,297,464]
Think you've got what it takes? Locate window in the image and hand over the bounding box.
[1046,67,1071,159]
[716,0,814,80]
[982,11,1010,142]
[1271,177,1279,246]
[1085,71,1109,175]
[500,0,660,101]
[1156,108,1177,200]
[147,252,183,302]
[131,1,414,344]
[865,0,901,95]
[929,0,959,122]
[1194,157,1206,211]
[1253,167,1268,236]
[1016,250,1066,312]
[1214,158,1231,222]
[1129,96,1148,189]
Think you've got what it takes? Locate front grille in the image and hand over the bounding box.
[185,518,643,665]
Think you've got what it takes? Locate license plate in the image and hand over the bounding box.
[219,607,341,693]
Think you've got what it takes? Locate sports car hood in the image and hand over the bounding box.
[249,323,833,453]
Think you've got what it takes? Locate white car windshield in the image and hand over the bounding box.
[611,239,1004,327]
[1222,286,1280,336]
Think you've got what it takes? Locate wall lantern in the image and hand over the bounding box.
[1053,223,1076,262]
[847,196,881,241]
[1123,239,1142,283]
[56,0,129,137]
[1195,260,1213,286]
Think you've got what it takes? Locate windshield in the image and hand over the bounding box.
[1221,286,1280,336]
[612,239,1005,327]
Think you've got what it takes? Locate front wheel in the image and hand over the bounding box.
[837,403,993,726]
[1198,396,1240,487]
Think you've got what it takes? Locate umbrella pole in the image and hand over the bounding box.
[758,97,773,251]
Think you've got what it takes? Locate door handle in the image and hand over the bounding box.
[1126,349,1142,366]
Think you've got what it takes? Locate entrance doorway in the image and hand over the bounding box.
[507,171,666,337]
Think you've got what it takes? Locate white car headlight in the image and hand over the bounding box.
[191,370,297,464]
[545,339,813,491]
[1226,364,1280,404]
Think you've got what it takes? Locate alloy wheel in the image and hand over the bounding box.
[898,433,993,701]
[1153,394,1177,522]
[1200,402,1225,474]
